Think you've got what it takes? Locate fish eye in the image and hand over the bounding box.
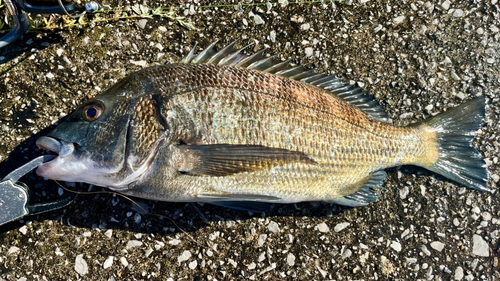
[82,102,104,121]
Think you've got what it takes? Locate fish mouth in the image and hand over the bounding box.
[36,136,75,160]
[35,136,77,179]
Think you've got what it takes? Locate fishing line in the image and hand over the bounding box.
[53,180,201,246]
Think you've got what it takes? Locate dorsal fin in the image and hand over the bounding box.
[181,41,389,122]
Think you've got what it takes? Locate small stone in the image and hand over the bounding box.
[56,49,64,56]
[477,28,484,35]
[253,14,265,25]
[455,266,464,280]
[138,19,147,29]
[482,212,492,221]
[400,186,409,199]
[104,230,113,238]
[258,234,267,246]
[46,73,54,79]
[267,221,280,233]
[300,23,310,31]
[342,249,352,259]
[304,47,314,57]
[8,246,20,254]
[453,9,464,17]
[472,235,489,257]
[188,260,197,270]
[421,245,431,256]
[247,262,256,270]
[178,250,192,263]
[169,239,182,246]
[314,222,329,233]
[393,15,405,24]
[390,241,402,252]
[270,30,276,43]
[441,0,450,10]
[19,226,27,235]
[127,240,142,249]
[430,241,445,252]
[286,253,295,266]
[103,256,114,269]
[120,257,129,267]
[491,174,500,182]
[130,60,147,67]
[75,254,88,276]
[334,222,350,232]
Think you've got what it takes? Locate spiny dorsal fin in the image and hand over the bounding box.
[181,41,389,122]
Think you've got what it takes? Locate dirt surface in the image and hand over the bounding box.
[0,0,499,280]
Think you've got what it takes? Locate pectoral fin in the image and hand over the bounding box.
[177,144,316,177]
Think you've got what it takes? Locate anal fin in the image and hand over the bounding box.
[328,170,387,207]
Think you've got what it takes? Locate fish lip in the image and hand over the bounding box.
[36,136,75,160]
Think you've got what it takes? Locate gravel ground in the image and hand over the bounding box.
[0,0,499,280]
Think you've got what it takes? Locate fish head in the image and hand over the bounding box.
[36,73,164,189]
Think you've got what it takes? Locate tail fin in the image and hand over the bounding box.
[422,97,489,191]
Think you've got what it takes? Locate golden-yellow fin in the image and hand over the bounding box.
[177,144,317,177]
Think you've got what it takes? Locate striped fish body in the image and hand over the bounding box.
[36,42,488,209]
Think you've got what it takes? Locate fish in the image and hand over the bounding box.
[35,41,489,211]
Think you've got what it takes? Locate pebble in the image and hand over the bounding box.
[399,186,409,199]
[453,9,464,17]
[126,240,142,249]
[248,262,256,270]
[75,254,88,275]
[8,246,20,254]
[441,0,450,10]
[313,222,329,233]
[334,222,349,232]
[304,47,314,57]
[130,60,148,67]
[430,241,445,252]
[393,15,405,24]
[253,14,265,25]
[342,249,352,259]
[188,260,197,270]
[270,30,276,43]
[177,250,192,263]
[169,239,182,246]
[104,230,112,238]
[300,23,310,31]
[258,234,268,246]
[286,253,295,266]
[267,221,280,233]
[120,257,129,267]
[472,235,489,257]
[46,73,54,79]
[455,266,464,280]
[103,256,114,269]
[421,245,431,256]
[19,226,27,235]
[56,49,64,56]
[390,241,402,252]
